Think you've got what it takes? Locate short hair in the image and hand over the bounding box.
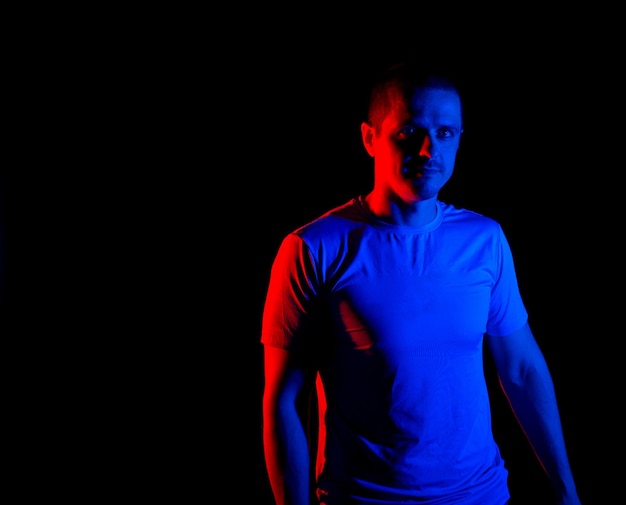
[366,61,463,133]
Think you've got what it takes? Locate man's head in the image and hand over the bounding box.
[361,62,464,204]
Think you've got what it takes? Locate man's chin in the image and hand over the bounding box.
[409,180,440,199]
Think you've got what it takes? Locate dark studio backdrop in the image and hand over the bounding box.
[5,13,620,504]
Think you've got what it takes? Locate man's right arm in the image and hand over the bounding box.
[263,345,318,505]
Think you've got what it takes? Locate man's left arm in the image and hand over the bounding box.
[485,322,582,505]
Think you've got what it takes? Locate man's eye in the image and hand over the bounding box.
[396,126,416,140]
[437,128,455,140]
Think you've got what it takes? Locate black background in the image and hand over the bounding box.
[5,10,621,504]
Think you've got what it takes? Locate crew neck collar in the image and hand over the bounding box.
[356,195,443,232]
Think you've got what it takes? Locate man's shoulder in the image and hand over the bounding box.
[440,202,502,233]
[294,197,366,238]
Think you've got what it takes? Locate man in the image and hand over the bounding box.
[261,61,581,505]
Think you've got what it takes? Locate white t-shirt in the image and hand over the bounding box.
[262,197,528,505]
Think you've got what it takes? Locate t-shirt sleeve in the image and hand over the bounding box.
[261,233,320,350]
[486,226,528,337]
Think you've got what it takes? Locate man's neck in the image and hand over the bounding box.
[364,193,439,227]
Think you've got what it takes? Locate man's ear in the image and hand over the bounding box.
[360,122,375,157]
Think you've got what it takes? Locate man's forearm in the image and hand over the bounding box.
[499,361,580,503]
[264,411,313,505]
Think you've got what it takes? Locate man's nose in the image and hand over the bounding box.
[418,135,432,158]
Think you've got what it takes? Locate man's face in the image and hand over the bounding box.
[373,86,463,203]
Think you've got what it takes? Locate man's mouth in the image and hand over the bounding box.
[403,163,436,178]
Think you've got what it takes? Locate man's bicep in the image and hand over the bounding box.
[485,322,545,382]
[263,345,318,404]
